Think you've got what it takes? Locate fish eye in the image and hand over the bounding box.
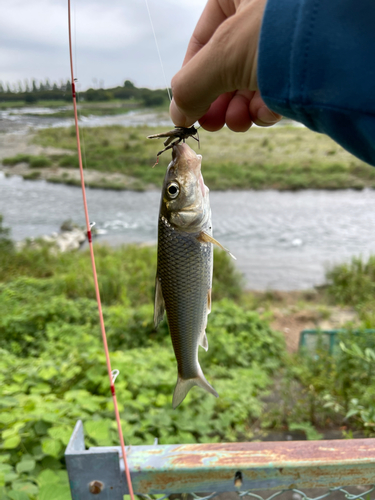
[167,182,179,199]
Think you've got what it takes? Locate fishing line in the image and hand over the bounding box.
[71,0,89,179]
[67,2,135,499]
[144,0,172,103]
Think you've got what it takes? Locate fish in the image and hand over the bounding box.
[154,142,233,408]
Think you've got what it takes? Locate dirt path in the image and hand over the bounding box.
[264,291,358,352]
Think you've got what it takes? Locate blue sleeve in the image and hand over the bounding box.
[258,0,375,167]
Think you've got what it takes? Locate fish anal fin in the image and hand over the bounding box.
[198,289,211,351]
[197,232,236,260]
[200,330,208,351]
[154,276,165,328]
[172,366,219,409]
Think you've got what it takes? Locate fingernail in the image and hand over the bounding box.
[257,106,282,124]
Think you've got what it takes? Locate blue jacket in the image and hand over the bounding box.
[258,0,375,167]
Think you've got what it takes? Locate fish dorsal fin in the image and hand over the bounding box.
[154,276,165,328]
[197,232,236,260]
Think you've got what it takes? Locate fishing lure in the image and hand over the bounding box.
[148,125,200,157]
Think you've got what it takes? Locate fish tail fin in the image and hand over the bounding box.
[172,367,218,409]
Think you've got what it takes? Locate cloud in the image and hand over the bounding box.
[0,0,205,89]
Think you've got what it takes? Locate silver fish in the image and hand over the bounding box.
[154,143,232,408]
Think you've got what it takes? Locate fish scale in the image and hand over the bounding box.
[157,216,212,380]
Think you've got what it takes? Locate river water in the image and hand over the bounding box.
[1,172,375,290]
[0,106,174,133]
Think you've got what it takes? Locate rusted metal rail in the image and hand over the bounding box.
[65,420,375,499]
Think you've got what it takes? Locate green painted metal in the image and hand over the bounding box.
[65,421,375,499]
[299,329,375,354]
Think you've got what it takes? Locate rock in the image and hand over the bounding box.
[41,227,86,252]
[16,224,87,253]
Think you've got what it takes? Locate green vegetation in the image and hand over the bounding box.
[2,207,375,499]
[23,124,375,190]
[3,155,31,166]
[326,256,375,307]
[0,216,283,499]
[2,155,51,168]
[267,255,375,435]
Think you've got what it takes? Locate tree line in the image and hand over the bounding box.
[0,78,169,106]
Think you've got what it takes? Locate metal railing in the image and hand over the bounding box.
[65,421,375,500]
[299,329,375,354]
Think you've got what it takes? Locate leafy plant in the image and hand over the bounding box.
[0,235,286,499]
[326,256,375,306]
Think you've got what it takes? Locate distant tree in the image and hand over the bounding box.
[124,80,135,89]
[6,83,11,93]
[0,81,4,93]
[85,88,113,101]
[45,78,51,91]
[25,94,38,104]
[53,82,58,91]
[24,79,30,92]
[32,79,38,92]
[17,81,23,93]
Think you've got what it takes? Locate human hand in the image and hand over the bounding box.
[170,0,281,132]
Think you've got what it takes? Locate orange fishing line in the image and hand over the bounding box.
[67,3,135,498]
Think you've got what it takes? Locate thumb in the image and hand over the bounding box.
[170,3,261,127]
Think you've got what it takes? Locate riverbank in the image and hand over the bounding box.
[1,124,375,190]
[0,131,154,190]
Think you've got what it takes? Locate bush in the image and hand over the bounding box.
[29,156,52,168]
[2,154,30,166]
[270,330,375,432]
[326,256,375,306]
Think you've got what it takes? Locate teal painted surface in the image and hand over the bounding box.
[65,421,375,497]
[299,329,375,354]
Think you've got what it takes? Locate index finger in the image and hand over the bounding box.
[182,0,231,66]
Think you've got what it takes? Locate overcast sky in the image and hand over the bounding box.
[0,0,206,92]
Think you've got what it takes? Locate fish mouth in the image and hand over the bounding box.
[172,143,206,198]
[172,143,202,177]
[172,143,200,163]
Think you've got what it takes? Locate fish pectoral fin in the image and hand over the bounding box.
[153,276,165,328]
[172,367,219,409]
[198,232,236,260]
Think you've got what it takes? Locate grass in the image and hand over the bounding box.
[0,100,67,109]
[3,154,52,168]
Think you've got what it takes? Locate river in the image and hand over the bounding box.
[1,172,375,290]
